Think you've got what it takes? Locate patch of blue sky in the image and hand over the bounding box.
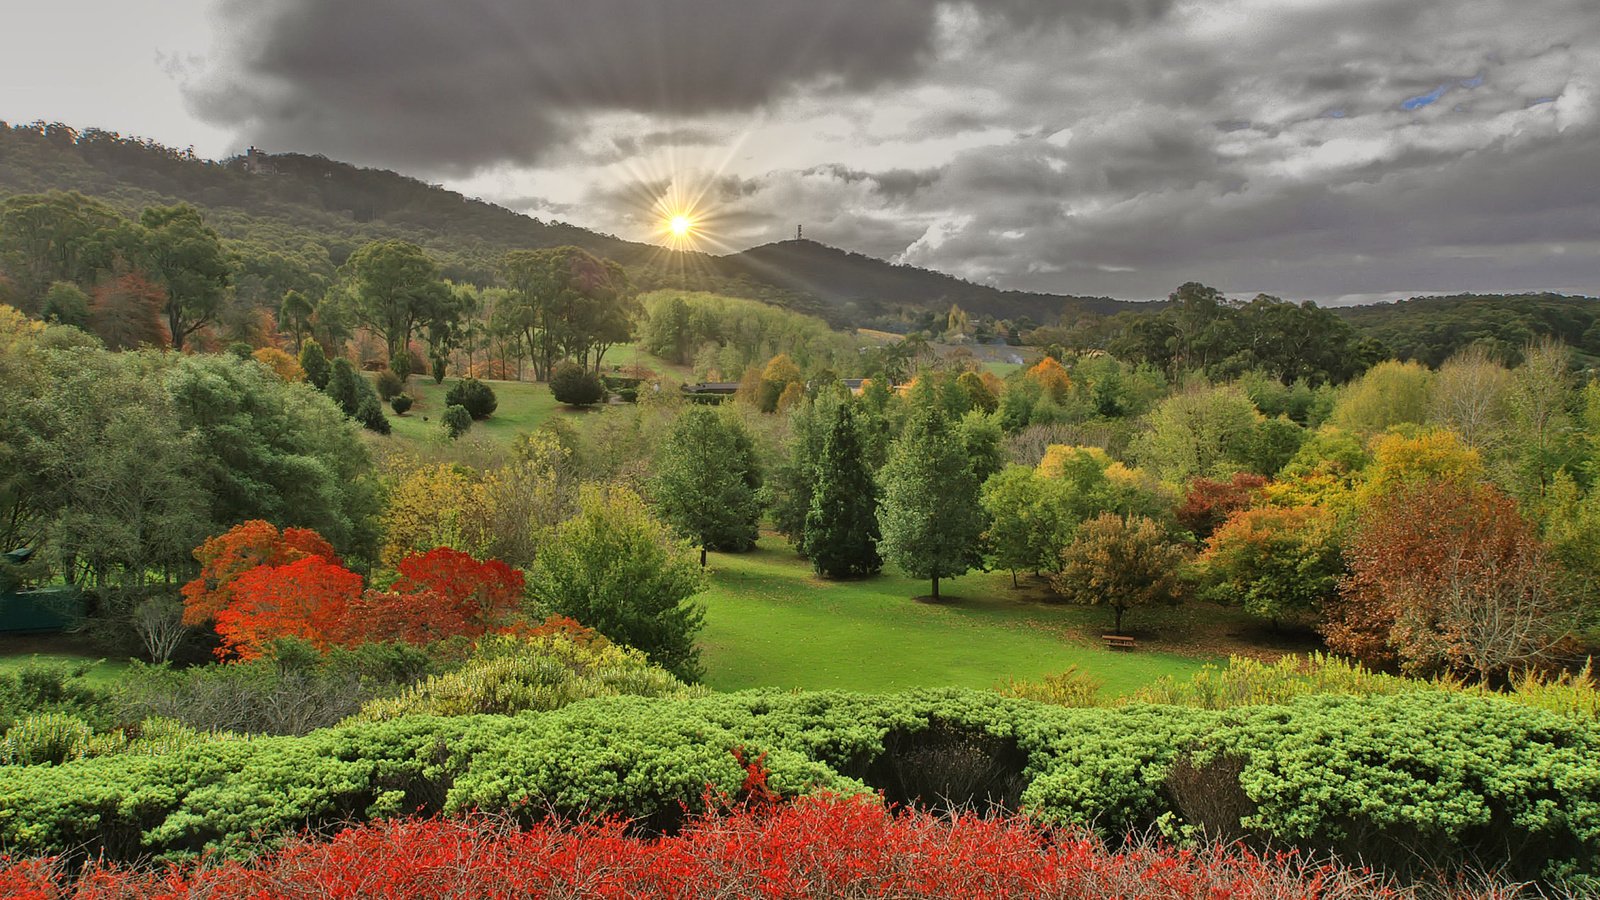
[1459,75,1485,89]
[1401,84,1449,110]
[1529,96,1557,106]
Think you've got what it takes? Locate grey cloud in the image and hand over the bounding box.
[190,0,1175,172]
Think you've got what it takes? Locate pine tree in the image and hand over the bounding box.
[653,407,763,565]
[877,393,984,600]
[803,402,882,578]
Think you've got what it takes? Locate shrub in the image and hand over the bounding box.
[355,631,698,720]
[549,361,607,406]
[0,798,1468,900]
[1,690,1596,887]
[431,355,446,384]
[390,395,413,415]
[298,339,330,390]
[446,377,497,420]
[0,661,115,733]
[442,404,472,439]
[375,368,404,400]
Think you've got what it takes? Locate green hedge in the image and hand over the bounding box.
[1,690,1596,885]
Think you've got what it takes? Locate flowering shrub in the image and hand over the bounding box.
[0,797,1448,900]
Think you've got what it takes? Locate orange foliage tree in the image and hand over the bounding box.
[213,555,365,659]
[1328,479,1576,680]
[88,272,166,351]
[1026,356,1072,403]
[181,521,339,626]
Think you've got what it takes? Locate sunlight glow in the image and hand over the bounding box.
[669,214,694,238]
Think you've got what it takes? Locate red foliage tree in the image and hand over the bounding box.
[87,271,167,351]
[213,556,364,660]
[181,521,339,626]
[385,547,524,637]
[1328,479,1575,679]
[1177,473,1269,540]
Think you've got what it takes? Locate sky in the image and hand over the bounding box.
[1,0,1596,304]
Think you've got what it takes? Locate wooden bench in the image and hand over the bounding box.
[1102,634,1137,651]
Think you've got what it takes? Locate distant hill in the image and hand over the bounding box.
[706,239,1138,326]
[0,123,1134,327]
[2,122,1596,350]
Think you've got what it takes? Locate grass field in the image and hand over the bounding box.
[380,375,581,449]
[0,634,130,687]
[697,537,1224,696]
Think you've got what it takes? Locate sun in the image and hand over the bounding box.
[669,214,694,238]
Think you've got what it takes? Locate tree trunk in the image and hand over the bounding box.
[931,574,940,601]
[1010,569,1018,588]
[700,546,708,568]
[1114,605,1125,634]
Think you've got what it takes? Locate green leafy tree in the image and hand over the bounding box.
[653,407,763,565]
[529,485,708,681]
[877,396,984,600]
[1202,506,1341,628]
[1051,513,1187,633]
[981,465,1075,586]
[40,282,89,327]
[1329,360,1432,436]
[1133,382,1262,483]
[802,401,881,578]
[136,204,231,350]
[0,192,124,310]
[298,339,330,391]
[342,240,452,360]
[279,290,315,353]
[498,247,635,380]
[770,393,832,546]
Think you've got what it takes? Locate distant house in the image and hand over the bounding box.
[681,382,741,404]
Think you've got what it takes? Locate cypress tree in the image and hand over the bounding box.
[299,339,330,390]
[803,402,882,578]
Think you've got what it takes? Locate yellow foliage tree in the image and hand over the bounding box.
[380,463,493,570]
[251,346,306,382]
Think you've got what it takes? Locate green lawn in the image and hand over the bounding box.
[0,642,130,687]
[697,537,1215,696]
[381,375,576,449]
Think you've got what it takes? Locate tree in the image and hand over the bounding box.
[180,520,338,626]
[213,555,365,659]
[41,281,89,327]
[1330,479,1577,680]
[654,407,763,564]
[279,290,315,353]
[1026,356,1072,404]
[86,272,166,350]
[528,485,707,681]
[251,347,306,382]
[1132,383,1261,483]
[299,339,331,390]
[1329,360,1432,436]
[1427,344,1510,450]
[136,204,231,350]
[498,247,634,380]
[0,191,124,309]
[877,398,984,600]
[343,240,452,360]
[1050,513,1187,633]
[442,404,473,440]
[385,547,524,639]
[549,361,606,406]
[980,465,1076,586]
[802,402,882,578]
[1202,506,1341,627]
[1503,338,1578,499]
[1176,473,1268,541]
[769,395,829,546]
[955,370,999,414]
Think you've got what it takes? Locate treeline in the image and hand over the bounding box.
[637,291,860,377]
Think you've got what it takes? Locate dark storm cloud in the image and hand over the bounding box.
[191,0,1174,172]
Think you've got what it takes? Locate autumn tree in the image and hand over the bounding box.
[1329,360,1432,436]
[359,547,525,643]
[1026,356,1072,404]
[1050,513,1187,634]
[1176,473,1269,541]
[180,520,339,626]
[1329,479,1577,680]
[528,485,707,681]
[653,406,763,565]
[802,401,881,578]
[1202,506,1341,627]
[877,393,984,600]
[251,347,305,382]
[212,555,364,659]
[87,272,166,350]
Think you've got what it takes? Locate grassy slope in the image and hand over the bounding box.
[698,537,1211,696]
[380,375,570,450]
